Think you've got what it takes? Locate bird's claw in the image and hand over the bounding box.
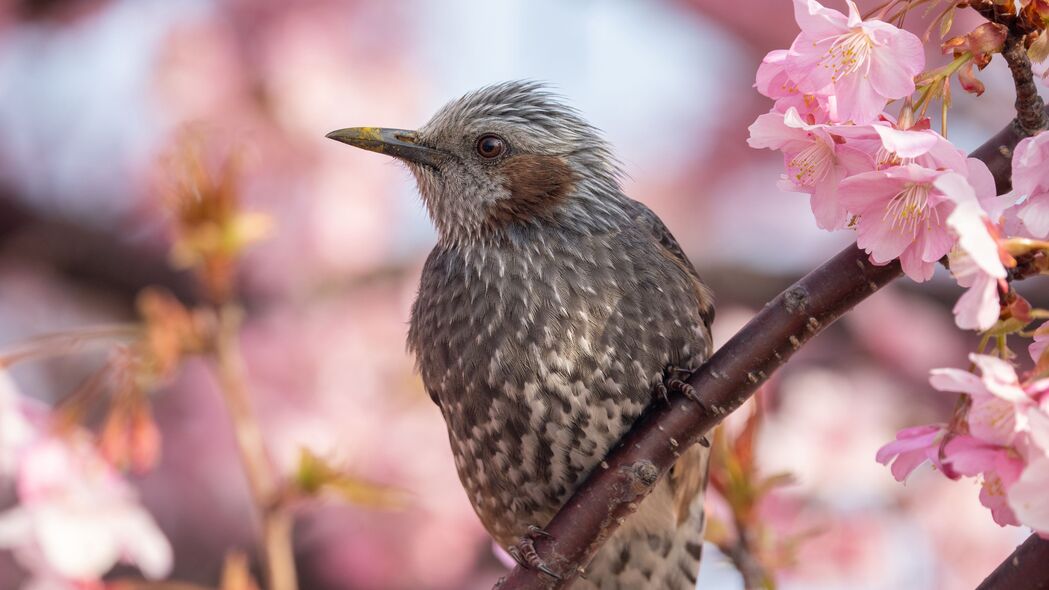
[527,524,553,538]
[660,365,699,403]
[653,379,670,405]
[508,526,561,580]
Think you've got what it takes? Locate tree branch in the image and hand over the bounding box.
[970,0,1048,136]
[976,533,1049,590]
[494,113,1045,590]
[1002,33,1049,136]
[212,303,297,590]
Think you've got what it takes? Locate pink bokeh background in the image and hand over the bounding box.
[0,1,1040,588]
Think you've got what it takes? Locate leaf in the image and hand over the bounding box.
[755,472,797,497]
[293,447,408,509]
[939,6,956,39]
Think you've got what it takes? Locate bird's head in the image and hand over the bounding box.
[327,81,625,245]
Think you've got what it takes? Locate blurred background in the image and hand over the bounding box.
[0,0,1039,588]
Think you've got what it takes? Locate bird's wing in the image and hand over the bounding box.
[626,199,714,525]
[626,200,714,333]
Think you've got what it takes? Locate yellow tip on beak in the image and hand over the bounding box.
[325,127,445,167]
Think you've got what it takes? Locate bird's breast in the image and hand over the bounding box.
[407,232,706,543]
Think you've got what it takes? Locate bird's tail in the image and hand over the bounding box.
[573,445,709,590]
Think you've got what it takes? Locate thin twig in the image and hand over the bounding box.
[494,108,1046,590]
[213,303,297,590]
[0,324,140,368]
[1002,34,1049,136]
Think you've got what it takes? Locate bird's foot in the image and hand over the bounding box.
[508,526,561,580]
[660,365,699,403]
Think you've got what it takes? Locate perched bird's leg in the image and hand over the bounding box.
[662,365,712,447]
[662,364,698,402]
[508,526,561,580]
[653,379,670,405]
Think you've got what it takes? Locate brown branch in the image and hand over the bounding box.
[494,115,1045,590]
[970,0,1048,136]
[212,303,297,590]
[1003,33,1049,136]
[976,534,1049,590]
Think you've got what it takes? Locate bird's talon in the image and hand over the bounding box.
[653,380,670,405]
[527,524,553,538]
[537,563,562,580]
[511,533,561,580]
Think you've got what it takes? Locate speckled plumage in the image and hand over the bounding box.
[363,82,714,588]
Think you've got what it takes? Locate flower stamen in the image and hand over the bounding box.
[787,140,835,187]
[883,182,936,235]
[823,30,874,82]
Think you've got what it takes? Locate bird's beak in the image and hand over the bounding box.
[325,127,445,167]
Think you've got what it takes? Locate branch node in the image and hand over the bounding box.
[783,285,810,314]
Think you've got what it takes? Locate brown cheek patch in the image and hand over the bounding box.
[489,154,576,225]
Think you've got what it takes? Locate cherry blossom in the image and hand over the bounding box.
[941,172,1009,331]
[838,168,994,281]
[747,107,873,229]
[1009,131,1049,237]
[948,249,1004,332]
[882,354,1049,533]
[875,423,947,481]
[755,49,831,123]
[931,355,1035,446]
[0,436,173,583]
[786,0,925,124]
[1008,410,1049,536]
[942,434,1024,526]
[0,373,172,585]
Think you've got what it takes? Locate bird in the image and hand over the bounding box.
[327,81,714,589]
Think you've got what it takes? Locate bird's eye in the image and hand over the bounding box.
[476,134,507,159]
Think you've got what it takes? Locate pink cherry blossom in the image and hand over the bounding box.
[875,423,946,481]
[940,172,1008,331]
[0,436,173,583]
[879,355,1049,532]
[755,49,831,123]
[930,354,1033,446]
[747,107,873,229]
[1008,410,1049,536]
[786,0,925,124]
[1009,457,1049,536]
[948,249,1004,332]
[925,355,1049,530]
[1010,131,1049,237]
[838,168,993,281]
[943,435,1024,527]
[0,373,172,585]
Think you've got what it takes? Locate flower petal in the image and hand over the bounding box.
[1008,457,1049,534]
[1018,193,1049,238]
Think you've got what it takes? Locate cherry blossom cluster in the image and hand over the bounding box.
[877,347,1049,536]
[749,0,1049,539]
[0,371,172,587]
